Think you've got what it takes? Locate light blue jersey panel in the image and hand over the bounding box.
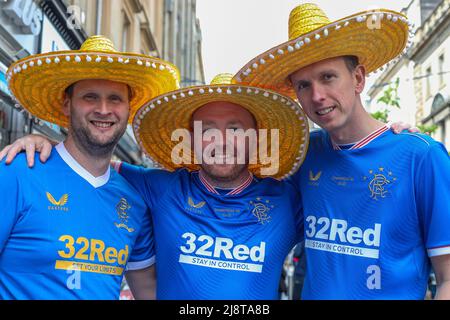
[0,144,154,299]
[291,130,450,299]
[120,164,303,300]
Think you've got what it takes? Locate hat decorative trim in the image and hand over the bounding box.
[234,8,413,99]
[7,35,180,128]
[236,11,412,80]
[133,74,309,179]
[7,52,179,80]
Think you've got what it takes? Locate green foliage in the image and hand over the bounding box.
[376,78,400,109]
[417,124,438,135]
[370,110,389,123]
[372,78,401,123]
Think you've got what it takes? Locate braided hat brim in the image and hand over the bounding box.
[7,51,180,128]
[234,10,411,99]
[133,85,309,179]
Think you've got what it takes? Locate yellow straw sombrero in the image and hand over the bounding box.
[133,73,309,179]
[234,3,412,99]
[6,35,180,128]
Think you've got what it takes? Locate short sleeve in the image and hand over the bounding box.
[295,190,304,243]
[415,143,450,257]
[0,160,23,252]
[285,182,304,244]
[127,209,155,270]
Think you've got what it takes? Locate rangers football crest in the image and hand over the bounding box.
[249,197,273,225]
[115,198,134,233]
[363,167,397,200]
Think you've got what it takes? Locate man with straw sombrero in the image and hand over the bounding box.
[235,3,450,299]
[113,72,310,299]
[0,35,180,299]
[2,70,311,299]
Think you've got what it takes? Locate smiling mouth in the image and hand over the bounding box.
[316,106,335,116]
[205,151,239,165]
[91,121,114,128]
[213,154,235,161]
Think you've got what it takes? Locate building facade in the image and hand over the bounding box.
[163,0,205,87]
[411,0,450,148]
[367,0,450,150]
[0,0,86,150]
[1,0,205,164]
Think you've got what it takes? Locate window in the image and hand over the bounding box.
[425,66,432,99]
[122,11,131,52]
[0,108,6,148]
[442,120,446,147]
[0,109,6,129]
[438,54,445,88]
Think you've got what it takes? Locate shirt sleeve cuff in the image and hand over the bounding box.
[428,245,450,257]
[126,256,155,271]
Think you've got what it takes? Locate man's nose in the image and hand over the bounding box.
[311,84,326,104]
[213,129,234,151]
[95,98,112,115]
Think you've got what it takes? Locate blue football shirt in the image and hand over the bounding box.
[118,164,303,300]
[290,127,450,299]
[0,143,154,299]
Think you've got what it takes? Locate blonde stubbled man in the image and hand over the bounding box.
[0,35,179,299]
[236,3,450,299]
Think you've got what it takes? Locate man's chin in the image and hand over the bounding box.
[89,136,118,147]
[70,119,126,156]
[88,129,124,146]
[81,133,122,156]
[202,164,244,179]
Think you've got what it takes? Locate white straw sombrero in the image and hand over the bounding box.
[133,73,310,179]
[234,3,412,99]
[7,35,180,127]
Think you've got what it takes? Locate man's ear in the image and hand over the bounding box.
[354,65,366,95]
[62,95,71,117]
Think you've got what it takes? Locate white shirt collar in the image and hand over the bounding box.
[55,142,110,188]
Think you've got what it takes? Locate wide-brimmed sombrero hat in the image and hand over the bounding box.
[234,3,412,99]
[133,73,309,179]
[6,35,180,128]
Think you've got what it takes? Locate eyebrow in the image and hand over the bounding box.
[226,121,244,126]
[82,91,127,99]
[318,69,338,76]
[292,68,338,82]
[108,93,126,98]
[197,120,216,126]
[200,120,244,126]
